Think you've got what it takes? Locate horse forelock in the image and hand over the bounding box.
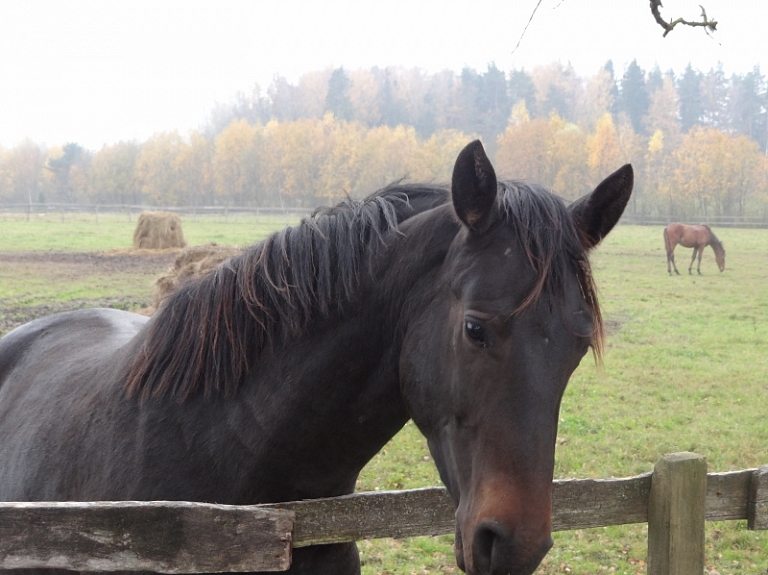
[498,182,604,360]
[124,184,449,402]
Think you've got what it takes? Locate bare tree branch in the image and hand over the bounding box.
[513,1,719,55]
[650,0,718,37]
[511,0,544,55]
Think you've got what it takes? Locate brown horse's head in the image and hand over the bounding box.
[400,141,632,575]
[713,243,726,272]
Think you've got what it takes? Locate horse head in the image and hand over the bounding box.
[400,140,632,575]
[713,244,726,272]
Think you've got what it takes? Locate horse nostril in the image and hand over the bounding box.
[472,521,506,575]
[471,520,553,575]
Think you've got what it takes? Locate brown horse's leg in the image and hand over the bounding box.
[669,247,680,275]
[670,250,680,275]
[688,247,698,275]
[664,229,679,275]
[697,247,704,275]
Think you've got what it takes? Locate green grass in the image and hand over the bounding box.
[1,219,767,574]
[0,211,301,252]
[355,225,768,575]
[0,212,301,320]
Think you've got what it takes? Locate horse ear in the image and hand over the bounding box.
[569,164,633,249]
[451,140,498,234]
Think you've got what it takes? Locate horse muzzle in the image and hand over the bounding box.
[453,480,554,575]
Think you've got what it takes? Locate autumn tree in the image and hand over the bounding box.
[176,132,215,205]
[507,69,537,118]
[576,67,617,130]
[347,69,382,127]
[496,112,557,187]
[496,107,592,200]
[296,70,333,120]
[134,132,185,205]
[412,129,470,183]
[0,140,49,203]
[530,62,580,122]
[46,143,87,202]
[700,64,729,130]
[260,116,337,205]
[586,113,621,183]
[87,141,139,204]
[672,127,766,216]
[643,75,682,150]
[212,120,262,205]
[352,124,420,193]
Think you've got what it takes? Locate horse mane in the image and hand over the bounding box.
[125,183,449,402]
[701,225,724,251]
[498,181,605,360]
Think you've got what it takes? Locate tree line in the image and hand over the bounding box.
[0,60,766,218]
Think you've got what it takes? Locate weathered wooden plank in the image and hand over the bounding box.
[265,475,656,547]
[264,487,456,547]
[748,466,768,530]
[552,473,652,531]
[3,461,764,573]
[647,452,707,575]
[0,501,293,573]
[706,469,755,521]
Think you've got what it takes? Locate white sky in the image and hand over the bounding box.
[0,0,764,151]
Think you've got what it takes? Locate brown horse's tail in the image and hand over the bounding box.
[663,226,670,255]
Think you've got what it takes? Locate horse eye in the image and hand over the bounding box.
[464,320,487,346]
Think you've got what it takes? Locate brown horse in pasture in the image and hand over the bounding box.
[663,222,725,275]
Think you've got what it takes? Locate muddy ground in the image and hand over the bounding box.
[0,250,177,335]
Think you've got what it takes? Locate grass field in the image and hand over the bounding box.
[0,211,302,252]
[0,215,766,574]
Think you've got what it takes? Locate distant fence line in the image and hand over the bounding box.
[2,203,768,228]
[619,213,768,228]
[0,203,312,222]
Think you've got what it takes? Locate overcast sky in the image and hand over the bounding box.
[0,0,764,151]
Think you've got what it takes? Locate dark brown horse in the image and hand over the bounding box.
[664,222,725,275]
[0,141,632,575]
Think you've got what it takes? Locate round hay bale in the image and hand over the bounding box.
[152,243,242,311]
[132,211,187,250]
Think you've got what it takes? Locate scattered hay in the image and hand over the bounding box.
[132,211,186,250]
[151,243,242,312]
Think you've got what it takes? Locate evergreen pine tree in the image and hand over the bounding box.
[603,60,621,117]
[728,67,768,150]
[677,64,703,132]
[324,67,353,121]
[508,69,537,118]
[618,60,649,134]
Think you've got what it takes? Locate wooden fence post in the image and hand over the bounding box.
[647,452,706,575]
[748,465,768,530]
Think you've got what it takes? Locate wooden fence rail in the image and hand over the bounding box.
[1,454,766,574]
[3,203,768,228]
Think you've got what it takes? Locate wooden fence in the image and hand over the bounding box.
[3,203,768,228]
[1,453,766,575]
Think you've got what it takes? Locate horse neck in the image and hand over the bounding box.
[372,205,461,327]
[229,205,460,501]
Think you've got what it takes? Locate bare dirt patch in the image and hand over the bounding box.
[0,250,178,335]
